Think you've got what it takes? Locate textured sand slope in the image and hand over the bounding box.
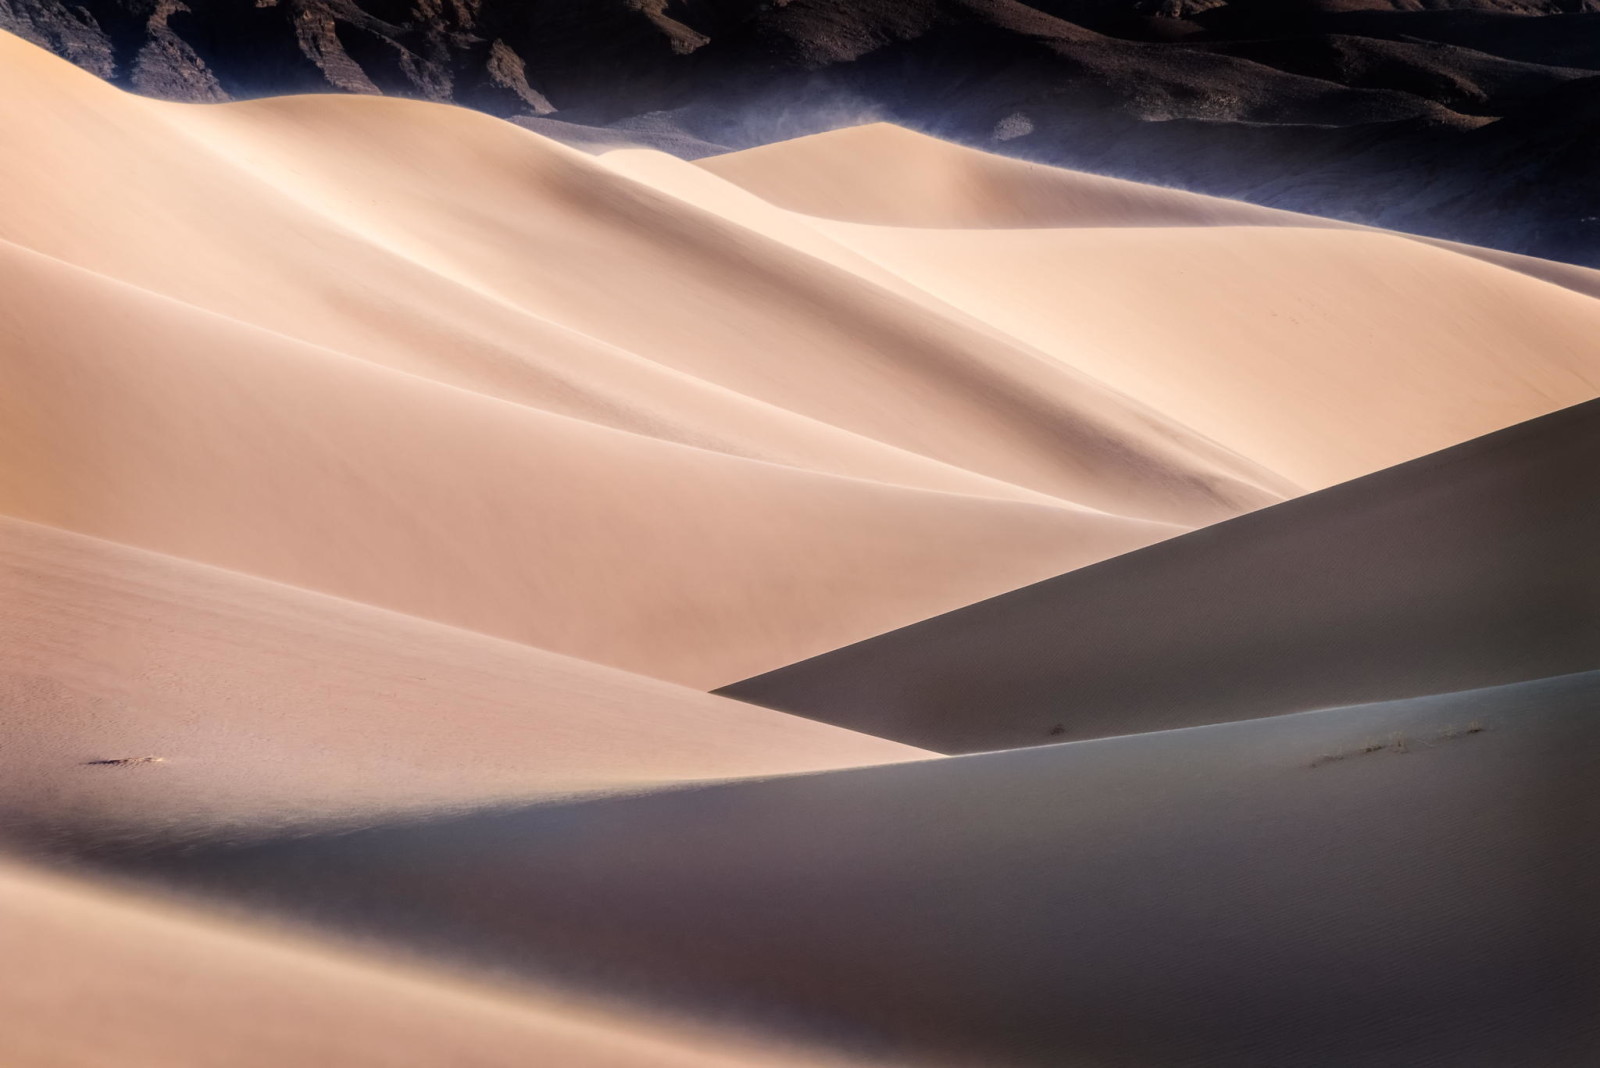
[0,861,890,1068]
[721,399,1600,752]
[89,674,1600,1068]
[0,515,929,844]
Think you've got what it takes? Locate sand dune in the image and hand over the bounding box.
[0,235,1177,688]
[698,122,1600,299]
[0,515,928,845]
[698,123,1319,229]
[723,399,1600,752]
[701,125,1600,488]
[3,23,1596,1068]
[0,34,1280,523]
[0,30,1310,687]
[0,861,890,1068]
[80,672,1600,1068]
[814,221,1600,488]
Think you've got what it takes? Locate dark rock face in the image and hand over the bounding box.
[4,0,1598,263]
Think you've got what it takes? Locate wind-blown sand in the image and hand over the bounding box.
[723,399,1600,752]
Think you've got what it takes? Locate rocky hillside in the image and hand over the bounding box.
[5,0,1598,262]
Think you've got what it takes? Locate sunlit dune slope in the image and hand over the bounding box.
[0,29,1310,686]
[816,223,1600,488]
[696,121,1600,302]
[0,235,1177,688]
[697,122,1316,229]
[0,861,891,1068]
[91,673,1600,1068]
[700,125,1600,488]
[0,29,1283,526]
[0,516,928,844]
[722,399,1600,753]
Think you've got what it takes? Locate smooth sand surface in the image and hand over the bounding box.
[4,25,1597,1068]
[82,673,1600,1067]
[701,125,1600,489]
[723,399,1600,752]
[699,122,1600,301]
[0,515,928,845]
[810,222,1600,489]
[697,122,1318,229]
[0,860,892,1068]
[0,31,1297,688]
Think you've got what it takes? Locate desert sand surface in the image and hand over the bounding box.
[3,21,1597,1068]
[724,399,1600,753]
[0,860,892,1068]
[702,125,1600,488]
[74,673,1600,1068]
[0,514,927,846]
[0,29,1306,688]
[698,122,1322,229]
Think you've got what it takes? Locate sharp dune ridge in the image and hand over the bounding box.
[723,395,1600,752]
[2,21,1598,1068]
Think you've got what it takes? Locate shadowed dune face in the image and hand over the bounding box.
[721,399,1600,752]
[78,675,1600,1068]
[723,398,1600,751]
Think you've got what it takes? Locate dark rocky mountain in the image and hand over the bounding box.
[4,0,1598,263]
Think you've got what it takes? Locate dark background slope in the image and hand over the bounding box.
[4,0,1599,263]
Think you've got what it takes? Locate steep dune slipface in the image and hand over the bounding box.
[721,399,1600,752]
[0,515,929,845]
[87,674,1600,1068]
[0,862,890,1068]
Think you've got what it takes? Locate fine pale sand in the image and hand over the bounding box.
[4,24,1599,1068]
[722,399,1600,752]
[0,514,928,845]
[700,124,1600,489]
[0,30,1288,688]
[0,860,892,1068]
[86,674,1600,1068]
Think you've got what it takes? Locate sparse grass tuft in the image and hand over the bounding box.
[1307,722,1489,769]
